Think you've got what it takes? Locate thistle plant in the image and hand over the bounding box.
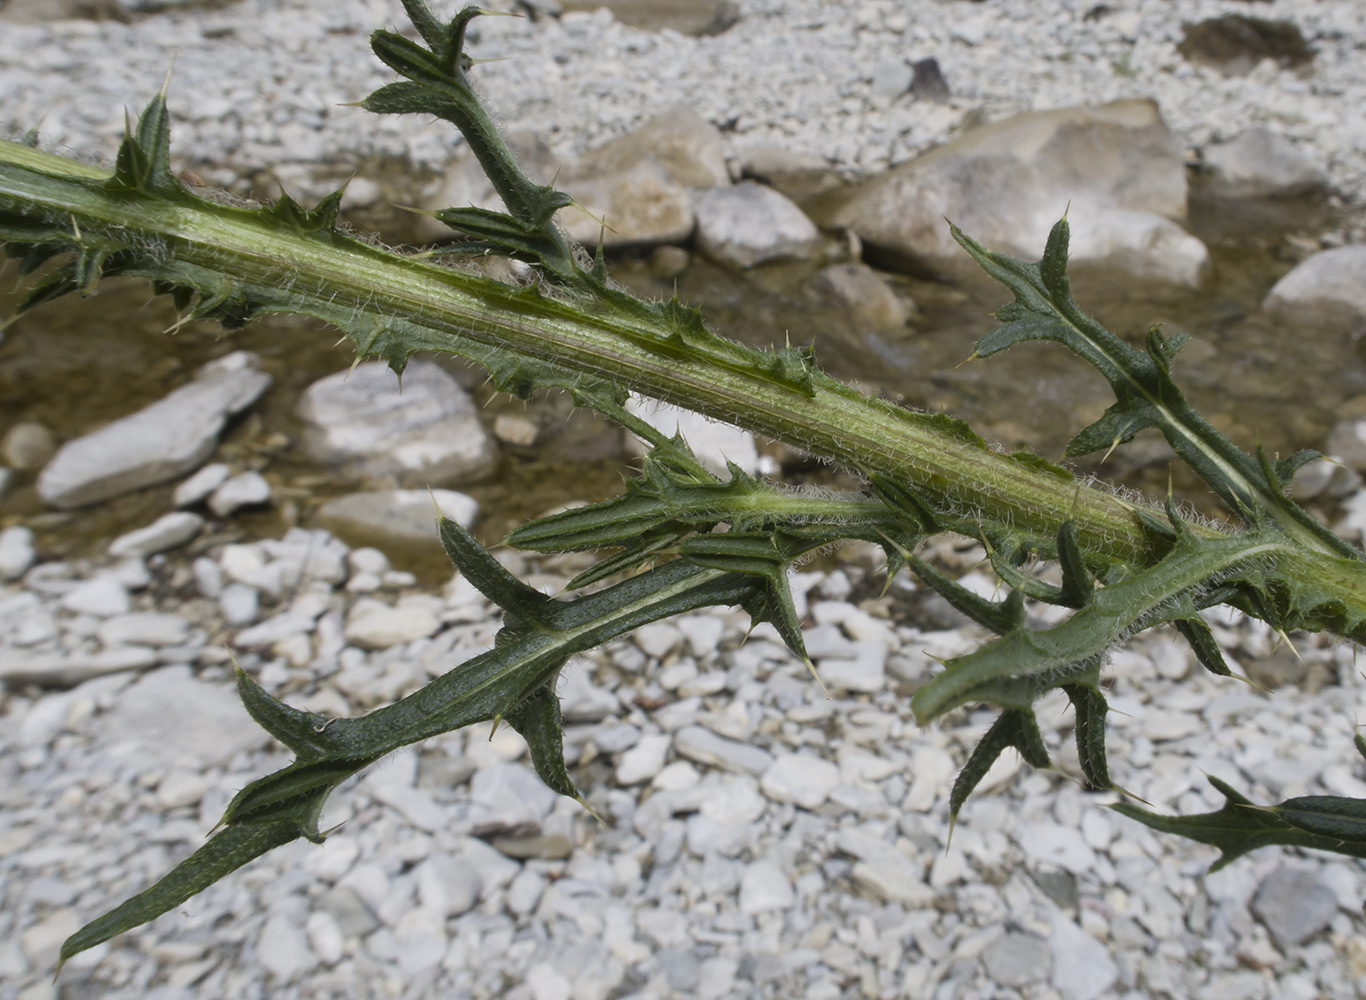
[1,0,1365,969]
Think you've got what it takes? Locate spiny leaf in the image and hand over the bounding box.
[954,216,1362,561]
[439,515,555,627]
[1173,616,1232,677]
[107,91,184,199]
[911,528,1292,723]
[1112,776,1366,872]
[1056,521,1094,610]
[950,708,1049,820]
[504,683,581,801]
[1062,682,1110,789]
[59,821,300,970]
[1273,795,1366,843]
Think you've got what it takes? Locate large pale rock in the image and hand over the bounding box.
[1067,210,1208,288]
[37,352,271,508]
[314,488,479,546]
[557,106,729,248]
[91,665,270,766]
[1263,246,1366,329]
[692,182,823,269]
[297,360,496,486]
[1202,128,1328,200]
[818,100,1192,281]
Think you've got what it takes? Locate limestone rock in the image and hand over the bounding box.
[0,525,36,581]
[1263,246,1366,329]
[737,143,841,202]
[984,932,1051,988]
[557,106,728,248]
[559,161,696,249]
[314,488,479,547]
[91,665,270,766]
[108,512,204,557]
[1202,128,1328,200]
[37,352,271,508]
[818,100,1191,281]
[297,360,497,486]
[808,262,909,332]
[1251,865,1339,950]
[692,182,823,269]
[1067,209,1209,288]
[1,421,56,471]
[207,471,272,517]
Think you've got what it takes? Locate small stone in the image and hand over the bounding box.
[2,421,56,471]
[257,912,317,981]
[298,360,496,486]
[492,413,539,446]
[1018,822,1098,875]
[739,859,794,914]
[557,661,618,722]
[315,488,480,547]
[656,947,702,991]
[1251,865,1339,950]
[344,604,441,649]
[193,556,223,598]
[20,908,80,969]
[633,621,683,659]
[393,906,448,975]
[817,641,887,693]
[173,462,232,507]
[219,582,258,625]
[1202,128,1327,200]
[469,761,558,834]
[617,733,672,785]
[1049,914,1117,1000]
[692,181,823,269]
[506,868,547,914]
[207,471,272,517]
[527,962,574,1000]
[306,911,345,966]
[911,57,951,101]
[97,611,191,647]
[156,769,210,809]
[870,58,911,99]
[109,512,204,557]
[414,855,481,917]
[60,574,130,617]
[674,724,775,775]
[760,753,841,809]
[809,263,909,333]
[984,932,1051,987]
[0,525,36,581]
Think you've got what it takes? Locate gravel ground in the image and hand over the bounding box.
[2,522,1366,1000]
[1,0,1364,202]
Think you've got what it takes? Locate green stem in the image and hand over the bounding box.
[5,138,1366,636]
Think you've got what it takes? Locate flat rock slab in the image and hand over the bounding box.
[819,99,1192,282]
[298,360,497,487]
[92,665,270,768]
[692,182,823,269]
[1263,246,1366,328]
[314,488,479,548]
[37,353,271,509]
